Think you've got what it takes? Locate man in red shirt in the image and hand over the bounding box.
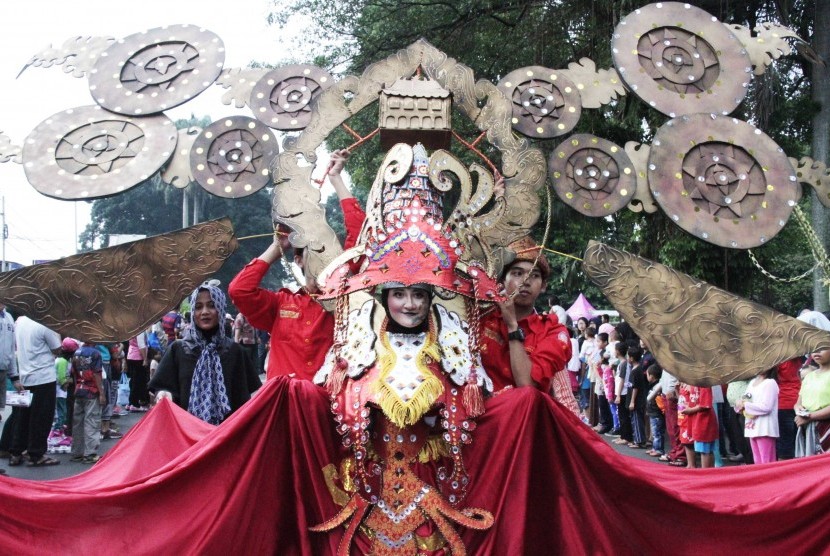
[479,237,579,416]
[776,357,803,459]
[229,150,365,381]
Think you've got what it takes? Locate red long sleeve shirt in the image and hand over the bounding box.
[479,309,572,393]
[228,198,365,381]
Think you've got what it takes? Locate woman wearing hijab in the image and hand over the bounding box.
[149,284,261,424]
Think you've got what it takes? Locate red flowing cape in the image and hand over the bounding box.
[1,377,828,555]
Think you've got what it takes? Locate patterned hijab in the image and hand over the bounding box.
[182,284,231,425]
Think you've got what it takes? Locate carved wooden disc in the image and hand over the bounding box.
[611,2,752,117]
[190,116,277,198]
[549,134,635,216]
[249,64,335,130]
[497,66,582,138]
[22,105,177,200]
[648,114,799,248]
[89,24,225,116]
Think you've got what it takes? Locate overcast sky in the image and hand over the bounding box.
[0,0,309,265]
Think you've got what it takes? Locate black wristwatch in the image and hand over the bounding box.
[507,328,526,343]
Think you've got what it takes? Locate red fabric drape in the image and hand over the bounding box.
[1,378,829,555]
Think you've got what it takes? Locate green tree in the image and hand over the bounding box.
[269,0,821,315]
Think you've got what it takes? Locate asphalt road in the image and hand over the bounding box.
[598,427,743,467]
[0,405,145,481]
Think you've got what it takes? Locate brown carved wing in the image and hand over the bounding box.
[583,241,830,385]
[0,218,237,342]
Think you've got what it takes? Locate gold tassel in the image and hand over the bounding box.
[463,382,484,418]
[418,437,450,463]
[372,317,444,428]
[326,357,348,396]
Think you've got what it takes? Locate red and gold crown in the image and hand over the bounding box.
[318,144,502,302]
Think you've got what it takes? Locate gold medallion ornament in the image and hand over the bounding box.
[22,105,177,200]
[497,66,582,139]
[190,116,277,198]
[249,64,335,130]
[88,24,225,116]
[648,114,799,249]
[272,39,546,281]
[549,134,635,217]
[611,2,752,118]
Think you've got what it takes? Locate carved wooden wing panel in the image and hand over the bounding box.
[0,218,237,342]
[583,241,830,385]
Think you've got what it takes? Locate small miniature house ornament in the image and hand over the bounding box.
[379,69,452,150]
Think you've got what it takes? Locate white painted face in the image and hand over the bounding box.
[386,287,430,329]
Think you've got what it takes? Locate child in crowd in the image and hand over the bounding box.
[578,328,597,413]
[566,329,582,409]
[69,342,105,464]
[794,347,830,457]
[677,382,693,466]
[592,332,611,434]
[680,382,719,468]
[96,343,122,441]
[601,352,620,435]
[110,343,128,417]
[613,342,632,445]
[626,346,647,448]
[645,365,665,457]
[53,342,72,431]
[48,338,78,454]
[735,366,779,464]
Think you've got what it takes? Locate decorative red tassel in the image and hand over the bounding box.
[327,357,348,396]
[462,382,484,418]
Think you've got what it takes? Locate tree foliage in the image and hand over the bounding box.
[267,0,820,314]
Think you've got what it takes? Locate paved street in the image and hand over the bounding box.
[0,406,145,481]
[599,428,743,467]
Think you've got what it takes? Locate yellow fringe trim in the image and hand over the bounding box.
[372,317,444,428]
[418,436,450,463]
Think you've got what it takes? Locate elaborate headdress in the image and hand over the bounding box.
[318,143,502,301]
[315,143,506,421]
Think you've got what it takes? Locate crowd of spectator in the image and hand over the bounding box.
[0,296,270,473]
[569,310,830,467]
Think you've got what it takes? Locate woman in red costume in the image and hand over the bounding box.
[309,143,505,554]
